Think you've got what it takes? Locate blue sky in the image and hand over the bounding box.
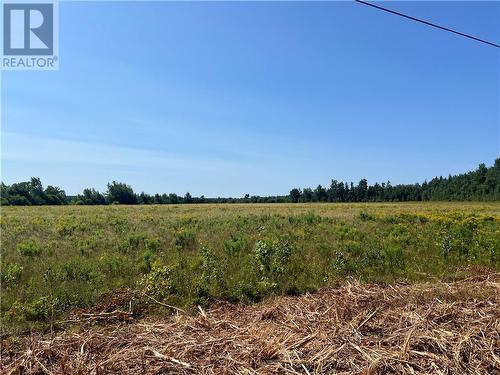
[1,1,499,196]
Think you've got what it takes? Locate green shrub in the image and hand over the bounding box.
[139,249,155,274]
[440,219,478,260]
[44,259,103,284]
[117,233,146,253]
[127,233,144,249]
[99,252,134,277]
[334,252,357,276]
[17,240,41,256]
[384,245,405,270]
[145,237,160,252]
[56,217,87,236]
[289,212,322,225]
[1,262,23,287]
[359,211,376,221]
[138,262,177,301]
[223,235,247,256]
[254,239,292,284]
[174,228,196,250]
[199,245,226,294]
[25,296,56,322]
[77,238,99,257]
[363,247,386,269]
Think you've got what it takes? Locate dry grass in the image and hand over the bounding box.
[2,273,499,375]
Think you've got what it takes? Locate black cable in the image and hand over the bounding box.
[355,0,500,49]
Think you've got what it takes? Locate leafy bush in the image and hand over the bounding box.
[384,245,405,270]
[254,239,292,285]
[17,240,41,256]
[200,245,226,292]
[359,211,376,221]
[138,262,177,301]
[98,253,135,279]
[139,250,155,274]
[289,212,322,225]
[334,252,357,276]
[145,237,160,252]
[1,262,23,287]
[77,238,99,257]
[440,219,479,260]
[56,217,89,236]
[25,296,56,322]
[223,235,247,256]
[117,233,146,253]
[174,228,196,250]
[44,259,103,284]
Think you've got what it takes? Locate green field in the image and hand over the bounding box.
[1,202,499,333]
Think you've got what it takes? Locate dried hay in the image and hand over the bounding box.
[2,274,499,374]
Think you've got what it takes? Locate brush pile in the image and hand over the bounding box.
[3,274,499,374]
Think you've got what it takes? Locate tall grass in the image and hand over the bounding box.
[1,202,499,333]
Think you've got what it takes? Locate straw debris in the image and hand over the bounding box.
[3,274,499,374]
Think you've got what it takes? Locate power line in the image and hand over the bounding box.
[355,0,500,49]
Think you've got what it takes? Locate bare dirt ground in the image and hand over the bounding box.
[2,273,499,375]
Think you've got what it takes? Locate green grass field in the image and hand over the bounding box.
[1,202,499,333]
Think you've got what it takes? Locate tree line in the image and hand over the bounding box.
[1,159,499,206]
[289,159,499,203]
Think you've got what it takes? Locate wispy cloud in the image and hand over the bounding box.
[1,132,250,173]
